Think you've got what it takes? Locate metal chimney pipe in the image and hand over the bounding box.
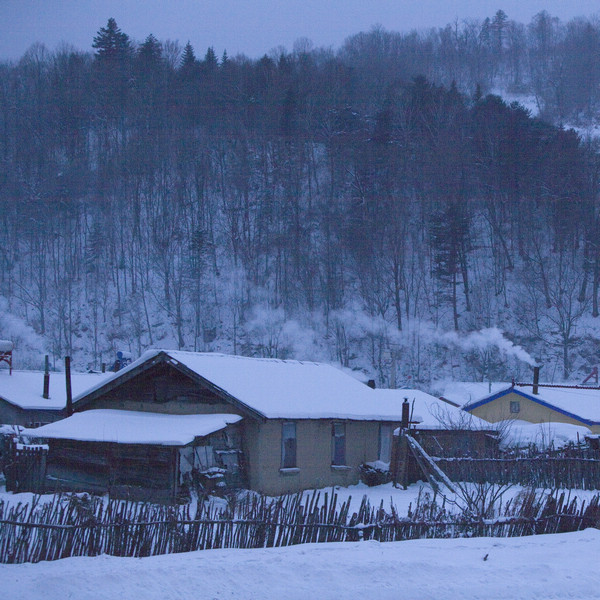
[533,365,540,395]
[65,356,73,416]
[42,355,50,399]
[401,398,410,429]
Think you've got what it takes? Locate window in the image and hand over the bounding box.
[331,422,346,466]
[510,401,520,414]
[379,424,393,463]
[281,422,297,468]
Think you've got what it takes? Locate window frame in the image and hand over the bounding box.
[331,421,347,466]
[510,401,521,414]
[378,423,393,463]
[281,421,297,469]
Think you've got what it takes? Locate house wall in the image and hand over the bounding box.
[0,401,63,427]
[467,391,595,430]
[243,419,401,496]
[81,366,239,416]
[75,365,405,494]
[46,439,179,502]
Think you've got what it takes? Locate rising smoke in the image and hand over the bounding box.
[431,326,537,366]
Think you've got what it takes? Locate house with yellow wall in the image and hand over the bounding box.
[462,384,600,434]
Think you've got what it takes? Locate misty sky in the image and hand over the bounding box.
[2,1,600,60]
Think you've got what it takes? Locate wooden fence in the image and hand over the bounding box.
[1,489,599,564]
[433,456,600,490]
[392,431,600,490]
[4,442,47,494]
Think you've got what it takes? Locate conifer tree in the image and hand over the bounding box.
[92,17,132,62]
[91,18,132,122]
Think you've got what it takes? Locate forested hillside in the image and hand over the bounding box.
[2,11,600,386]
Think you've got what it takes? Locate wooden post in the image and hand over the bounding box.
[65,356,73,416]
[395,432,410,490]
[43,355,50,399]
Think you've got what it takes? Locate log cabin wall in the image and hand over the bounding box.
[45,422,246,501]
[46,439,179,501]
[81,363,240,416]
[412,429,499,458]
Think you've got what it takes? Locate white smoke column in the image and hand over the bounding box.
[438,327,537,366]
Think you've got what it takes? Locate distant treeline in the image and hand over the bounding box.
[1,13,600,384]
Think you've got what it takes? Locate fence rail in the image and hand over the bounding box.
[433,457,600,490]
[1,489,599,564]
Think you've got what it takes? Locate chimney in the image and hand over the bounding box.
[367,379,376,389]
[401,398,410,429]
[65,356,73,416]
[42,355,50,399]
[533,365,540,395]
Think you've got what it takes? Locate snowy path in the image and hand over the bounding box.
[2,529,599,600]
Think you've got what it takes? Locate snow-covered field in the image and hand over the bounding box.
[1,482,599,599]
[2,529,599,599]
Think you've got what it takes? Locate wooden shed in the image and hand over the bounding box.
[25,410,243,502]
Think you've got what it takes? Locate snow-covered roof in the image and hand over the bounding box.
[515,386,600,423]
[23,410,242,445]
[372,389,491,429]
[463,384,600,425]
[76,350,407,421]
[0,370,112,410]
[498,419,591,450]
[432,381,512,407]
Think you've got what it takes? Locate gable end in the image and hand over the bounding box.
[75,352,265,420]
[465,387,597,426]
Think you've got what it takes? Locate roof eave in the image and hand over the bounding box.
[74,351,266,421]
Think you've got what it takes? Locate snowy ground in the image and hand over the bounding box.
[2,529,599,599]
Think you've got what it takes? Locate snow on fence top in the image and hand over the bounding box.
[498,419,592,450]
